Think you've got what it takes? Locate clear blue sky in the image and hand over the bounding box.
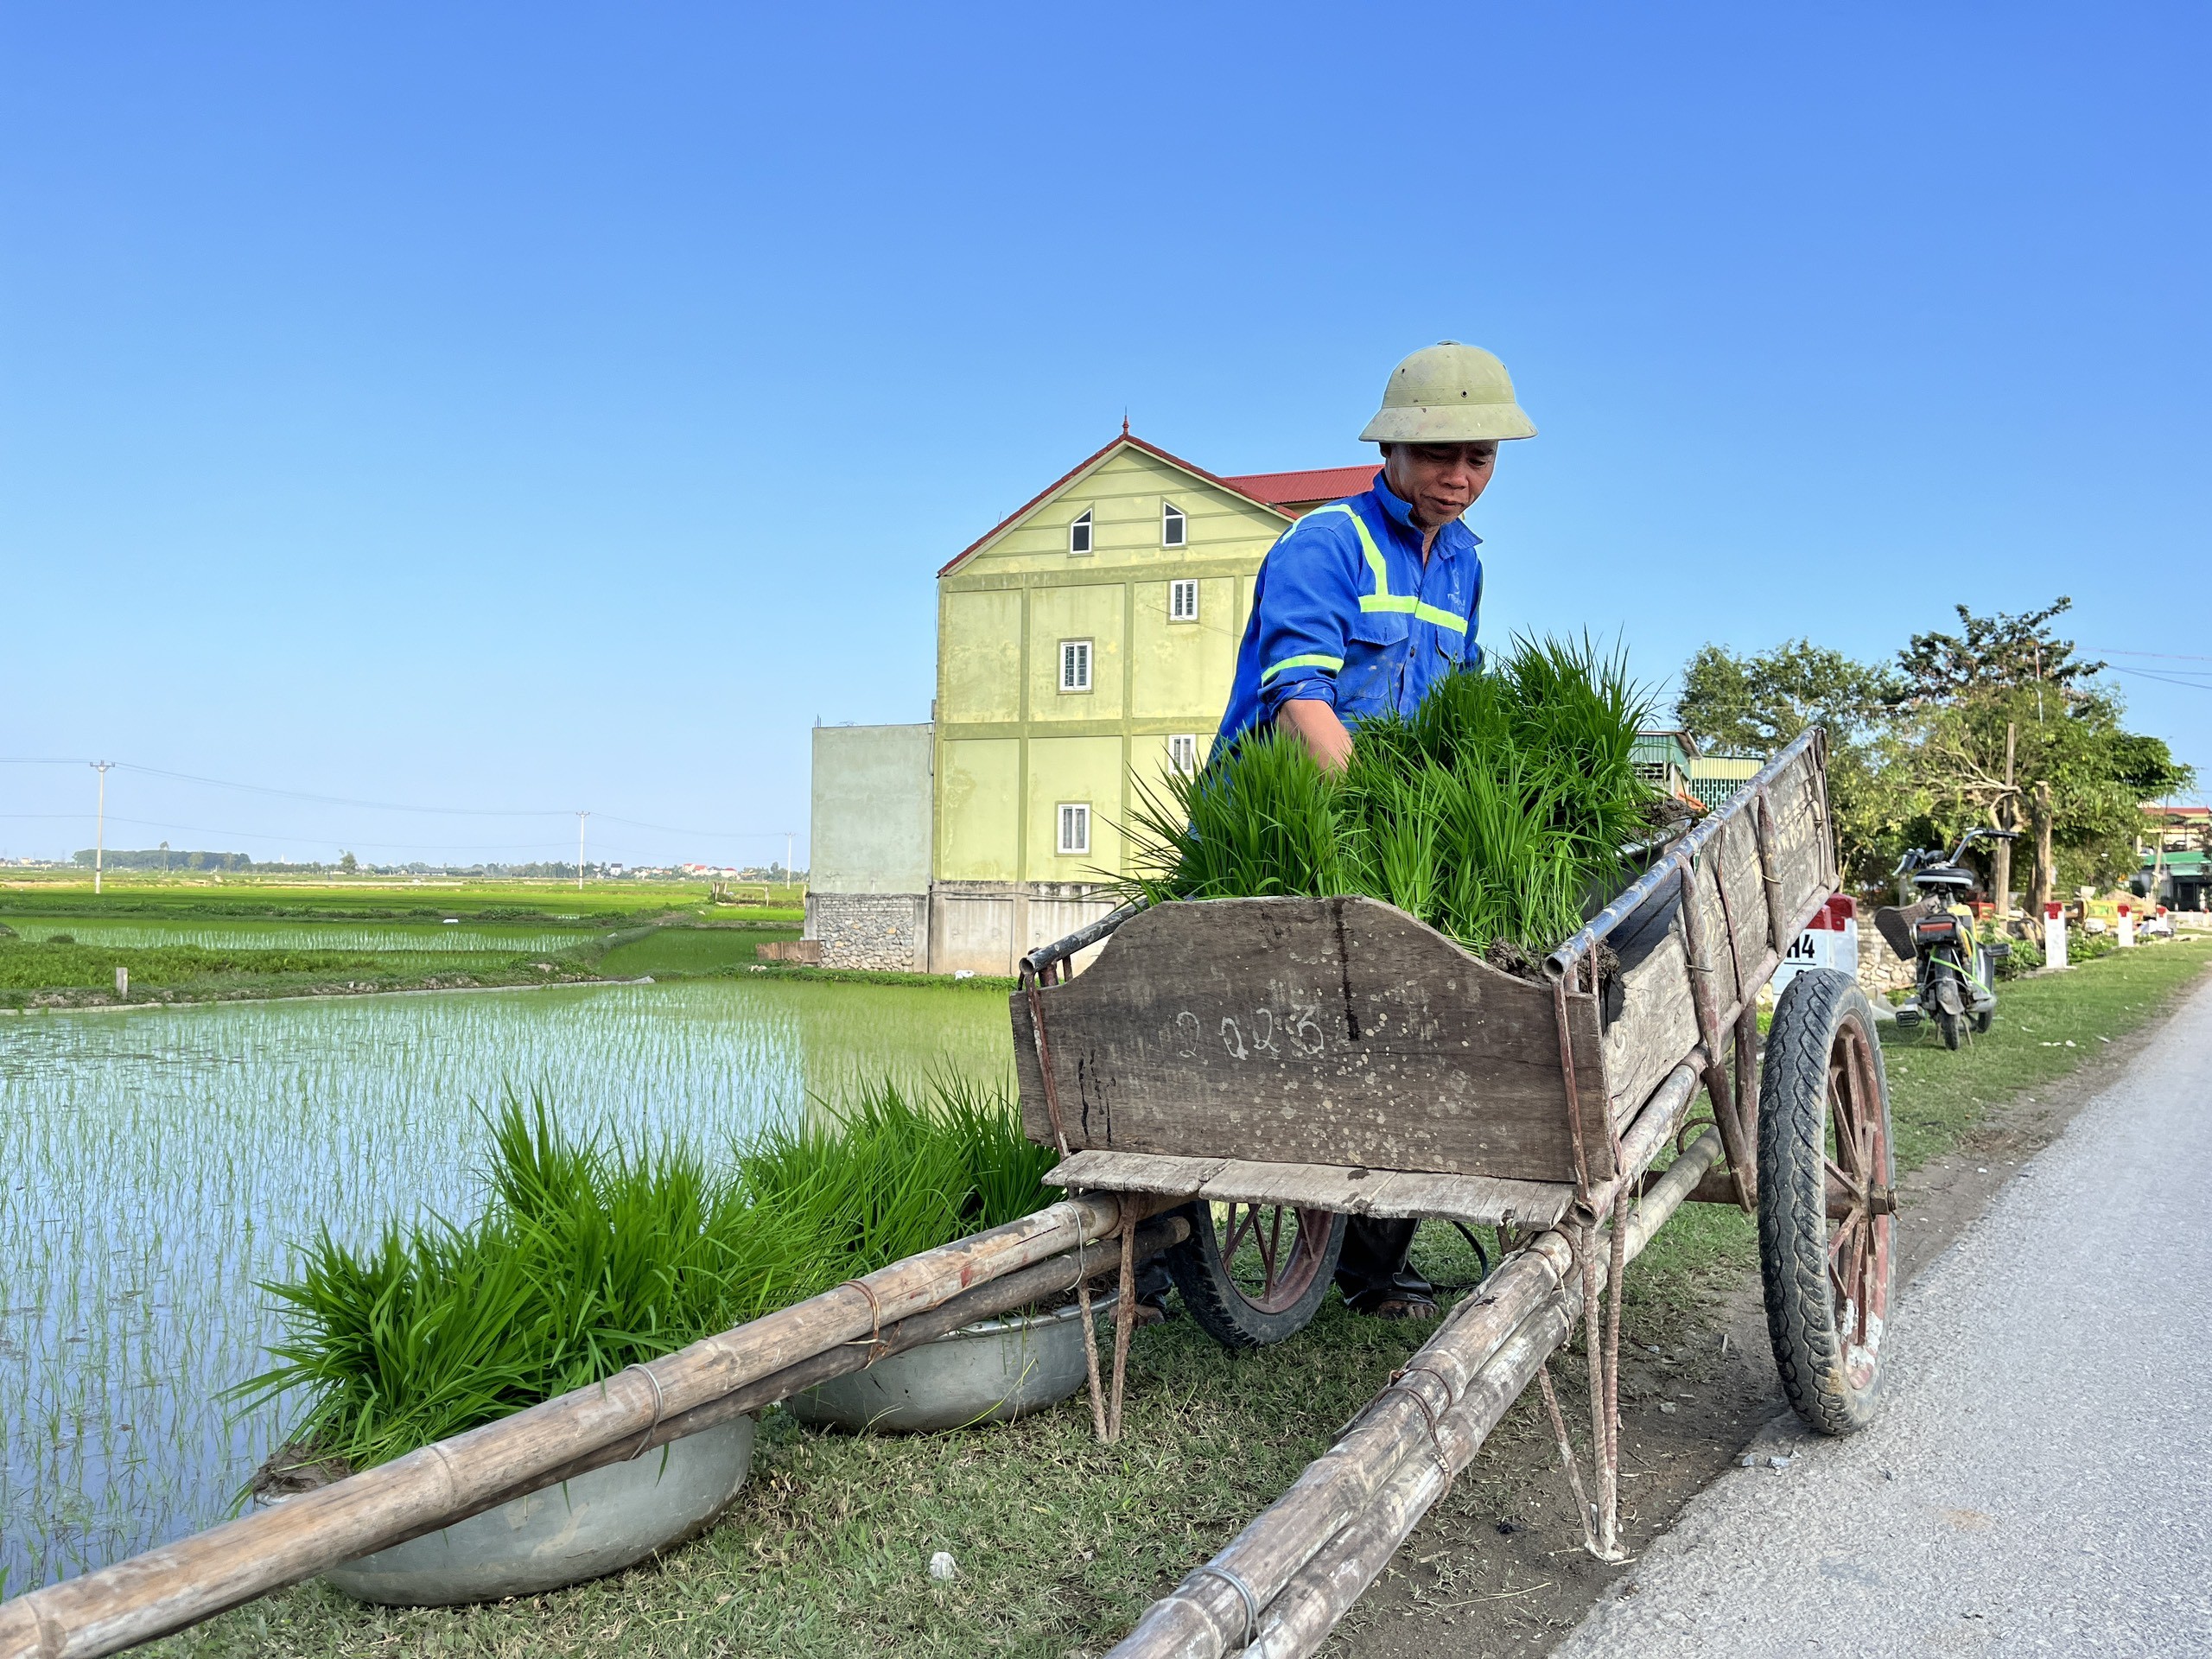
[4,3,2205,868]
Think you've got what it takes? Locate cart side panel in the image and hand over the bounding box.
[1711,812,1759,1009]
[1598,744,1834,1114]
[1764,743,1833,931]
[1012,895,1611,1184]
[1599,898,1701,1122]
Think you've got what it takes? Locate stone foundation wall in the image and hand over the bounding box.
[810,892,927,972]
[1858,925,1916,997]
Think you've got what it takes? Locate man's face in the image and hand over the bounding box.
[1382,442,1499,528]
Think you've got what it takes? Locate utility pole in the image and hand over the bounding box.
[576,811,589,891]
[785,831,794,889]
[1993,721,2018,915]
[91,761,115,894]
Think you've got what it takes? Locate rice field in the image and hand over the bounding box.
[2,918,600,956]
[0,978,1013,1591]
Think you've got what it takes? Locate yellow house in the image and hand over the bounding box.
[807,431,1372,976]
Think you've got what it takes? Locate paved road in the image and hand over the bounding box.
[1554,976,2212,1658]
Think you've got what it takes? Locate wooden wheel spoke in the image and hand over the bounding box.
[1853,1243,1877,1346]
[1255,1208,1285,1298]
[1827,1209,1864,1268]
[1824,1154,1856,1191]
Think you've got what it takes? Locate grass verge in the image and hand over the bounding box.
[0,941,599,1010]
[149,942,2209,1658]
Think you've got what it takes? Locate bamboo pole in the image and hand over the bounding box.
[374,1215,1195,1555]
[1114,1132,1726,1659]
[1243,1132,1723,1657]
[1105,1066,1707,1659]
[0,1193,1125,1659]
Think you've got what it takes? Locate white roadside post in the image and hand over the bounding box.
[2044,900,2069,970]
[2117,902,2135,948]
[115,966,129,1000]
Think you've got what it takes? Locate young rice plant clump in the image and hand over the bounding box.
[1125,636,1658,958]
[232,1077,1052,1476]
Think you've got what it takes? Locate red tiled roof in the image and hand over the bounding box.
[1219,464,1378,508]
[938,432,1301,578]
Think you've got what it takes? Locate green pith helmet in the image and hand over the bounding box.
[1358,341,1537,444]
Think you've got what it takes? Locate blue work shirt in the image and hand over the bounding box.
[1217,472,1484,748]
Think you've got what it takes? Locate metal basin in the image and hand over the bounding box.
[320,1415,755,1605]
[791,1305,1094,1433]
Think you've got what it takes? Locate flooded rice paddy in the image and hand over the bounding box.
[0,978,1013,1589]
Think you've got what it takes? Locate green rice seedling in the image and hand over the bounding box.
[227,1074,1051,1479]
[1122,634,1658,960]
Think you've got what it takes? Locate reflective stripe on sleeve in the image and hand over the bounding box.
[1261,652,1345,683]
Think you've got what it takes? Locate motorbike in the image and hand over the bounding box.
[1876,828,2018,1051]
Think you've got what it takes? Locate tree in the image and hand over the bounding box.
[1891,599,2190,906]
[1675,607,2194,903]
[338,850,359,874]
[1892,596,2105,709]
[1675,640,1909,887]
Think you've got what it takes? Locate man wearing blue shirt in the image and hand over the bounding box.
[1221,341,1537,1319]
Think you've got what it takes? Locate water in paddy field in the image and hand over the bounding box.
[0,979,1014,1590]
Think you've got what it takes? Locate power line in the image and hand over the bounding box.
[2104,664,2212,692]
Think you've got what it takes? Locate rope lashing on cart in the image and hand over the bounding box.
[617,1363,669,1462]
[1190,1564,1263,1649]
[1548,949,1634,1562]
[1024,967,1116,1444]
[1383,1363,1458,1485]
[835,1278,890,1364]
[1533,1361,1597,1541]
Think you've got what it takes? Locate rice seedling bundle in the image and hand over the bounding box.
[235,1077,1052,1475]
[1126,636,1660,961]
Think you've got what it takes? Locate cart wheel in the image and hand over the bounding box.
[1758,969,1896,1435]
[1973,1007,1994,1035]
[1165,1202,1346,1349]
[1938,1010,1964,1050]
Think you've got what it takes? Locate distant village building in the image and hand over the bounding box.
[808,432,1373,974]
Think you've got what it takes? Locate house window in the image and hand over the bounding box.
[1069,510,1093,556]
[1169,579,1199,623]
[1162,501,1186,547]
[1168,734,1199,774]
[1058,802,1091,856]
[1058,639,1092,693]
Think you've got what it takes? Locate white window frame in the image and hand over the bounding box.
[1069,509,1093,556]
[1168,578,1199,624]
[1058,638,1093,694]
[1161,500,1187,547]
[1057,802,1091,856]
[1168,734,1199,775]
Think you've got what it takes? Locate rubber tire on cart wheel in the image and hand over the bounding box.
[1165,1202,1347,1349]
[1938,1009,1963,1050]
[1974,1007,1994,1035]
[1758,968,1897,1436]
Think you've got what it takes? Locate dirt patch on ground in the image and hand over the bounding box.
[1320,1012,2177,1658]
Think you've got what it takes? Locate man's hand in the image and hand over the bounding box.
[1276,700,1354,774]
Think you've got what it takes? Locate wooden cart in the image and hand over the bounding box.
[1012,728,1897,1551]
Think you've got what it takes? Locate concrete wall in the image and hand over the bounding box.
[810,723,932,970]
[811,723,933,894]
[934,440,1287,888]
[929,880,1117,976]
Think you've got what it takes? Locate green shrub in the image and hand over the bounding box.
[234,1077,1052,1476]
[1126,636,1657,957]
